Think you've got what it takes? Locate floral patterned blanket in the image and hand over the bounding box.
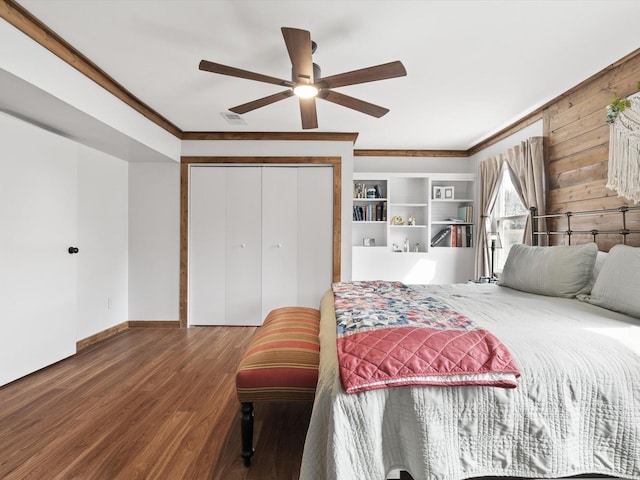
[333,280,520,394]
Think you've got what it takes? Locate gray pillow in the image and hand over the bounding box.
[499,243,598,298]
[584,245,640,318]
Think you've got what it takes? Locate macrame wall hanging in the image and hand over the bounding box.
[608,90,640,203]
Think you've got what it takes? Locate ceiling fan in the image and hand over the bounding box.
[199,27,407,129]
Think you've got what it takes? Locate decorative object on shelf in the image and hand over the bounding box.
[390,215,405,225]
[433,186,443,199]
[408,215,415,226]
[366,188,377,198]
[607,87,640,203]
[404,237,409,252]
[363,238,376,247]
[392,243,402,252]
[354,183,367,198]
[486,231,502,279]
[443,186,455,199]
[413,242,421,252]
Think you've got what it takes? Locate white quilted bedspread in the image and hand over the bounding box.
[300,284,640,480]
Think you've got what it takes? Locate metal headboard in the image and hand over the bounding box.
[530,205,640,246]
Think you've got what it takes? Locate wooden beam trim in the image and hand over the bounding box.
[1,0,182,138]
[181,131,359,143]
[179,156,342,327]
[354,149,468,157]
[181,156,341,165]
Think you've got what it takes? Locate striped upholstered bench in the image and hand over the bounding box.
[235,306,321,466]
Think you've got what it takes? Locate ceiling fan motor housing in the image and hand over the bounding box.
[293,63,321,86]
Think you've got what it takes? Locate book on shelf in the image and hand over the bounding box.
[430,225,451,247]
[353,202,386,222]
[457,205,473,223]
[431,224,474,247]
[452,225,473,247]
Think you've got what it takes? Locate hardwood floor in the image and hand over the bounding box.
[0,326,312,479]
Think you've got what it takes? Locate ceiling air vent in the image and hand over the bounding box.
[220,112,246,125]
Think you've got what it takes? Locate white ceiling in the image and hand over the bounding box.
[14,0,640,150]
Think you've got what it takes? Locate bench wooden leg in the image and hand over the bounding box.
[240,402,254,466]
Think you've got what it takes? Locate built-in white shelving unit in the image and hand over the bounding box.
[352,172,476,284]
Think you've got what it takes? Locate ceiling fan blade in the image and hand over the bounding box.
[281,27,314,84]
[318,90,389,118]
[199,60,292,87]
[317,61,407,89]
[299,97,318,129]
[229,90,294,114]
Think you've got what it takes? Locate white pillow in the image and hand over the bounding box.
[579,250,608,295]
[585,245,640,318]
[499,243,598,298]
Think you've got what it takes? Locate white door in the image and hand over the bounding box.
[0,113,77,386]
[189,166,262,326]
[261,167,298,318]
[297,167,334,306]
[225,168,262,325]
[188,166,227,325]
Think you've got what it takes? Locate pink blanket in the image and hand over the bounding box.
[333,281,520,394]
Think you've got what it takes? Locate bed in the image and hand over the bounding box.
[300,209,640,480]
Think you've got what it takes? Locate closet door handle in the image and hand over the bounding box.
[240,243,246,248]
[68,246,79,254]
[276,243,283,248]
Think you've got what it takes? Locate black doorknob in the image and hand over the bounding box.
[68,247,79,254]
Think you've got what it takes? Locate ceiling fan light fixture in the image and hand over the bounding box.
[293,84,319,99]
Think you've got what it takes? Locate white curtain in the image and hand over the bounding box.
[475,154,505,278]
[475,136,546,278]
[505,136,546,245]
[608,91,640,203]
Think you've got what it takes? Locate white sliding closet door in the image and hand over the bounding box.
[189,166,262,326]
[225,168,262,325]
[297,167,334,306]
[188,165,333,326]
[261,167,298,318]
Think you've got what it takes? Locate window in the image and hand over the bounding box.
[491,168,528,273]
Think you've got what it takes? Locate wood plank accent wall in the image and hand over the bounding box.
[542,48,640,249]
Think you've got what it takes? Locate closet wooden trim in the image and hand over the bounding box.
[182,132,359,143]
[179,156,342,328]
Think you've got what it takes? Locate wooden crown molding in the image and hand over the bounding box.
[354,149,468,157]
[181,131,359,143]
[0,0,182,138]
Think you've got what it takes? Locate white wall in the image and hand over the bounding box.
[76,145,129,340]
[354,155,473,174]
[128,162,180,321]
